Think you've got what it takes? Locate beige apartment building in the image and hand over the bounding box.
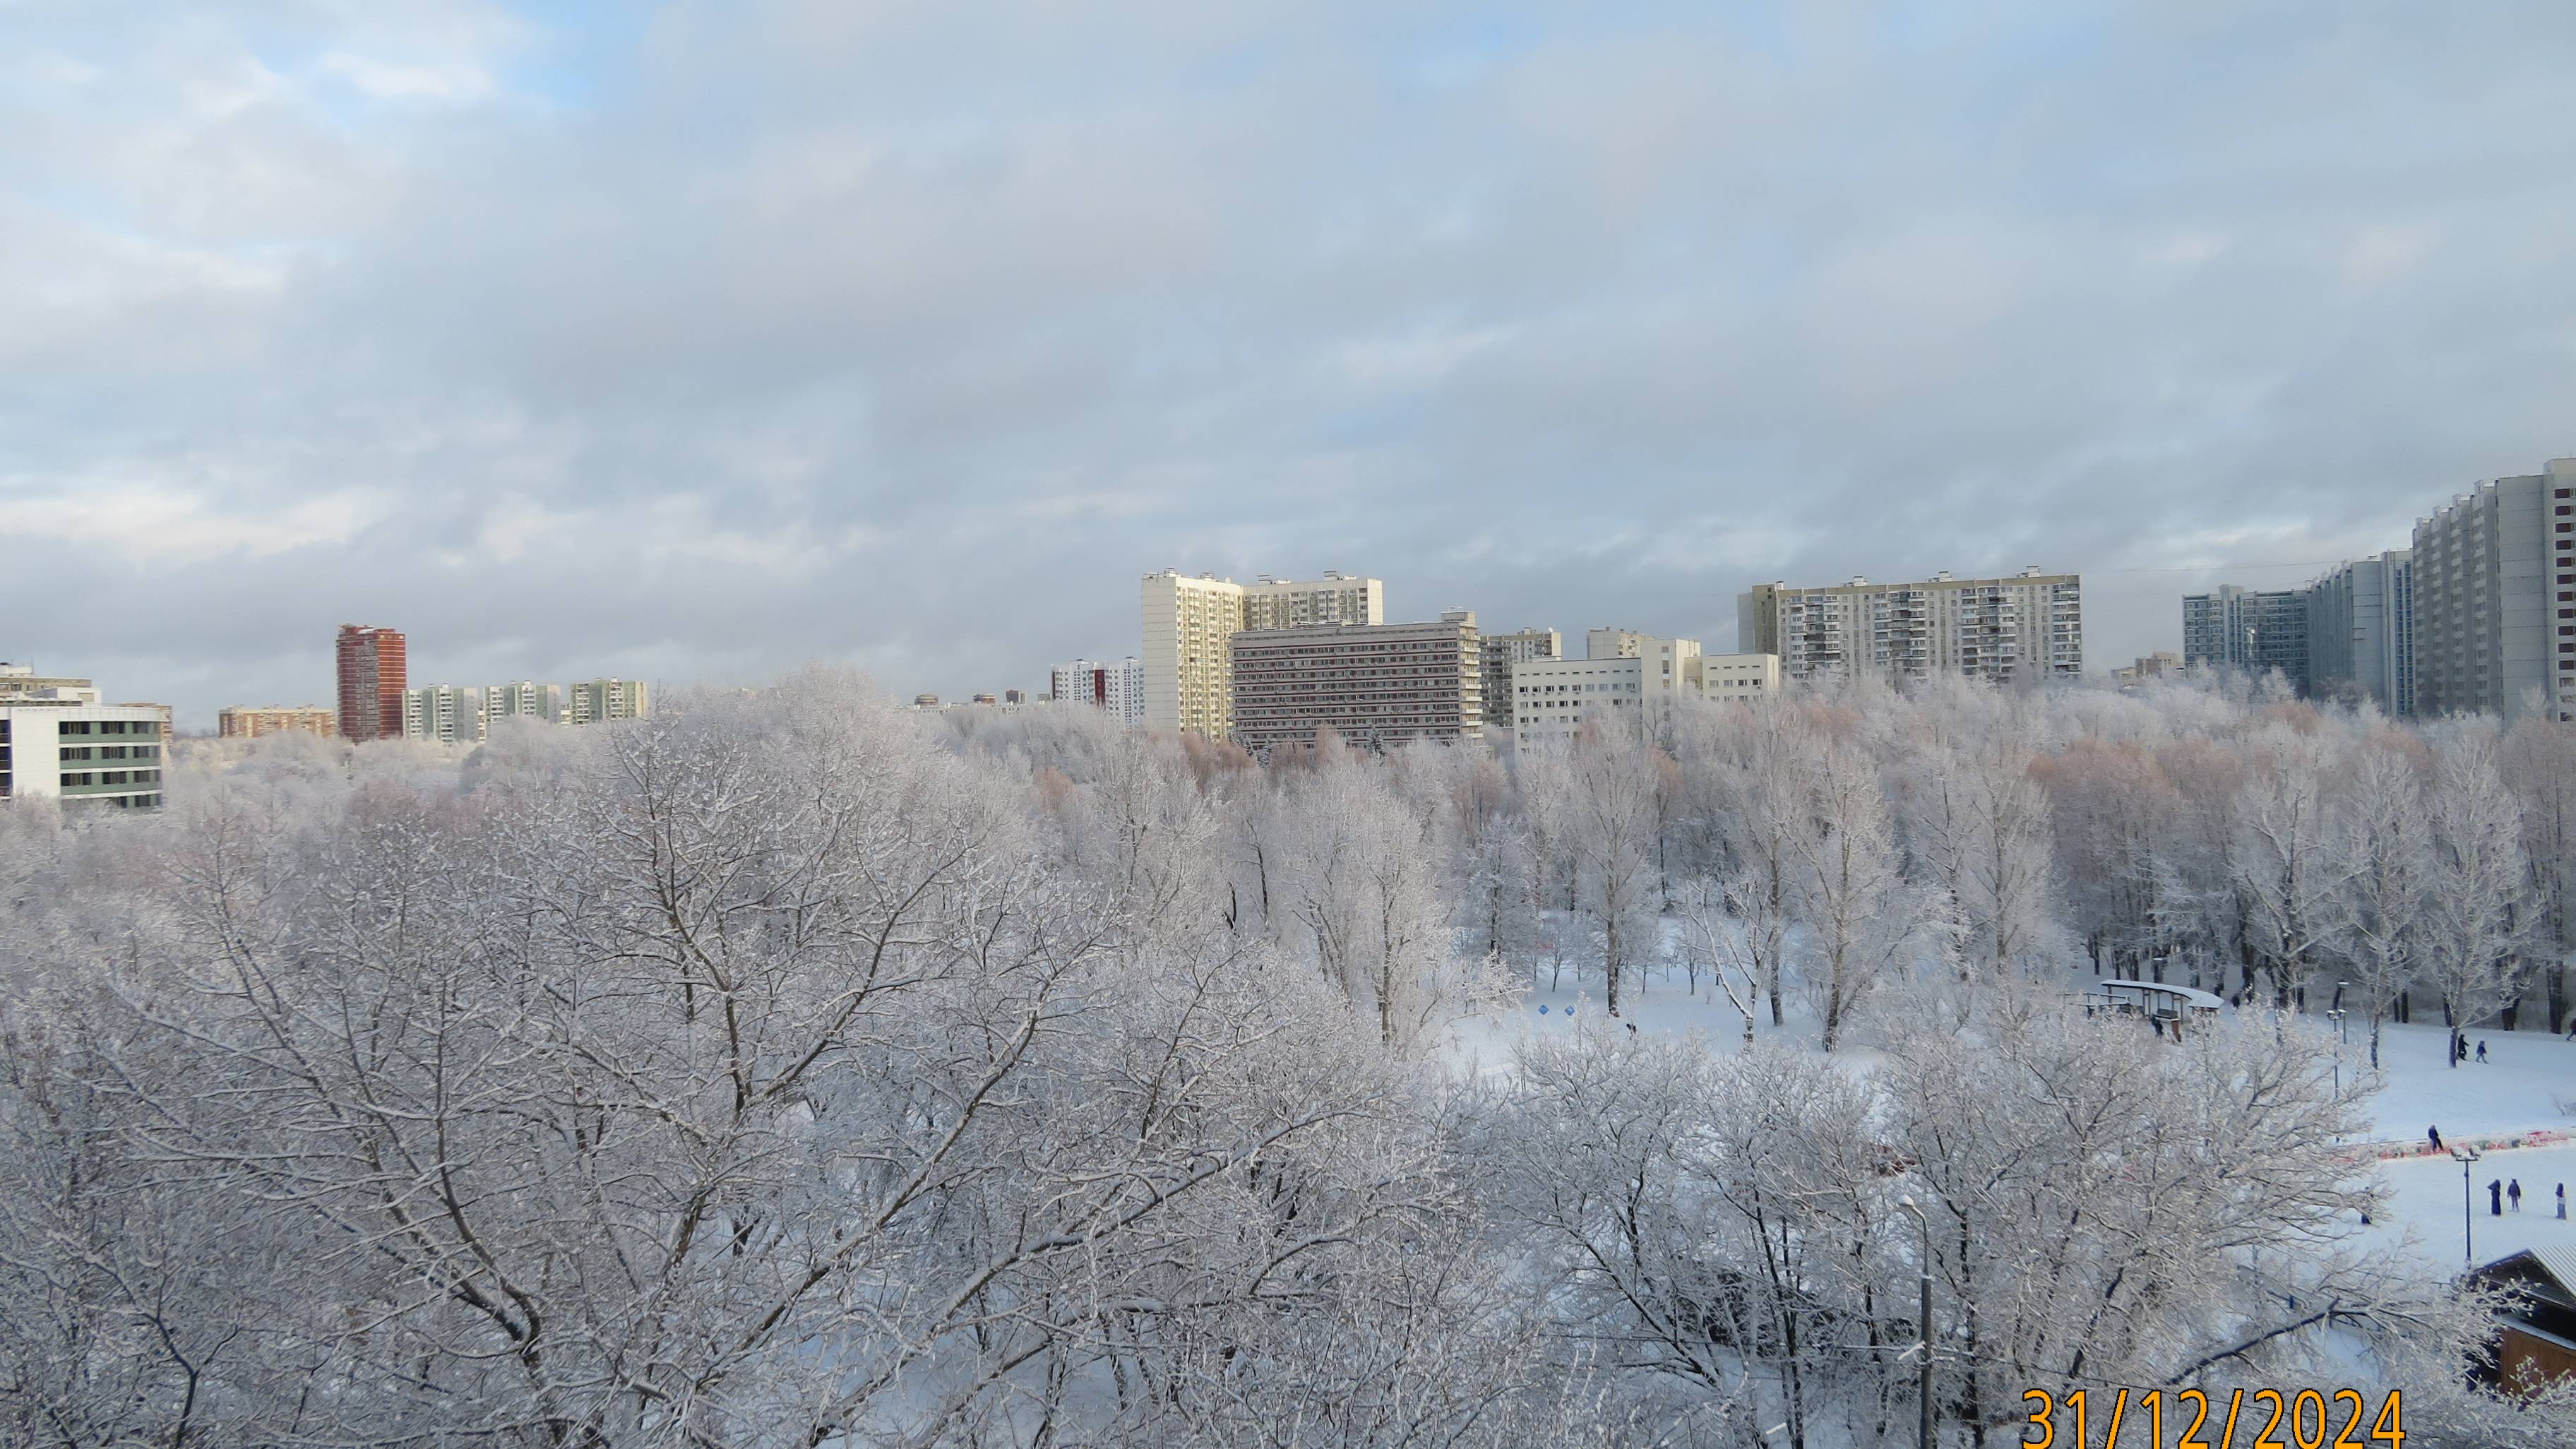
[1739,568,2084,685]
[219,705,337,739]
[1478,628,1561,729]
[1228,611,1479,755]
[1141,570,1383,737]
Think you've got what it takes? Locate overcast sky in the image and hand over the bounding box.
[8,2,2575,726]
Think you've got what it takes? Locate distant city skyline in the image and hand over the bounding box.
[7,6,2575,724]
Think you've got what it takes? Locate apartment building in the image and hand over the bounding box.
[566,678,651,725]
[1227,611,1479,755]
[2181,585,2310,691]
[335,624,407,742]
[1692,652,1782,702]
[1050,657,1145,728]
[0,666,166,810]
[1140,570,1383,737]
[402,685,486,745]
[1739,569,2083,684]
[220,705,336,739]
[2303,550,2416,714]
[485,681,565,726]
[1477,628,1561,729]
[2411,460,2573,721]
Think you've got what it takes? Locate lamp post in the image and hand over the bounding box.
[2452,1147,2483,1266]
[1899,1195,1931,1449]
[2325,1008,2347,1098]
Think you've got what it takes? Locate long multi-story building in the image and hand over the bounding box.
[1477,628,1561,730]
[220,705,336,739]
[2181,584,2310,692]
[1050,658,1145,727]
[1141,570,1383,738]
[402,685,485,745]
[1227,611,1479,756]
[2411,460,2573,721]
[1508,635,1782,746]
[335,624,407,742]
[566,678,650,725]
[1,665,167,810]
[1738,569,2083,685]
[484,681,565,726]
[2303,550,2415,714]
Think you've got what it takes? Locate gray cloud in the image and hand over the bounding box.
[5,1,2574,724]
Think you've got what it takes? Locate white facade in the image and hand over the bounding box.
[403,685,487,745]
[1050,658,1145,728]
[1509,655,1653,747]
[1,702,168,810]
[485,681,566,725]
[1690,652,1782,701]
[1140,570,1383,737]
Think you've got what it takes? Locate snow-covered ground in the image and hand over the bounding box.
[1448,945,2576,1280]
[2346,1020,2576,1143]
[2367,1143,2576,1270]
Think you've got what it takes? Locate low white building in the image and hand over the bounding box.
[1690,652,1782,702]
[1,666,167,810]
[1510,638,1782,746]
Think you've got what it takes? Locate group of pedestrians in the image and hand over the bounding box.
[2425,1124,2570,1220]
[2448,1031,2493,1064]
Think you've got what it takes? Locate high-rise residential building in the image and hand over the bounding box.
[1,665,167,810]
[1227,611,1479,756]
[566,678,650,725]
[484,681,565,726]
[1477,628,1561,730]
[402,685,486,745]
[2411,460,2574,722]
[220,705,337,739]
[1051,657,1145,727]
[335,624,407,742]
[2181,585,2311,692]
[1140,570,1383,738]
[1738,569,2084,685]
[2303,550,2416,715]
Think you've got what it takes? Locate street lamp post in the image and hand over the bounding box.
[2452,1147,2483,1266]
[1899,1195,1931,1449]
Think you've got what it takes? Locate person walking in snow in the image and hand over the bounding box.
[2489,1179,2504,1216]
[2558,1183,2568,1220]
[2476,1039,2490,1063]
[2428,1125,2444,1152]
[2509,1179,2524,1210]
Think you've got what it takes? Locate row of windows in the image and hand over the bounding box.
[59,744,157,763]
[53,720,157,737]
[60,770,162,787]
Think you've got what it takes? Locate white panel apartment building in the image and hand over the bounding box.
[1509,633,1782,747]
[1738,568,2084,684]
[403,685,486,745]
[1050,657,1145,728]
[0,665,167,810]
[1140,570,1383,737]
